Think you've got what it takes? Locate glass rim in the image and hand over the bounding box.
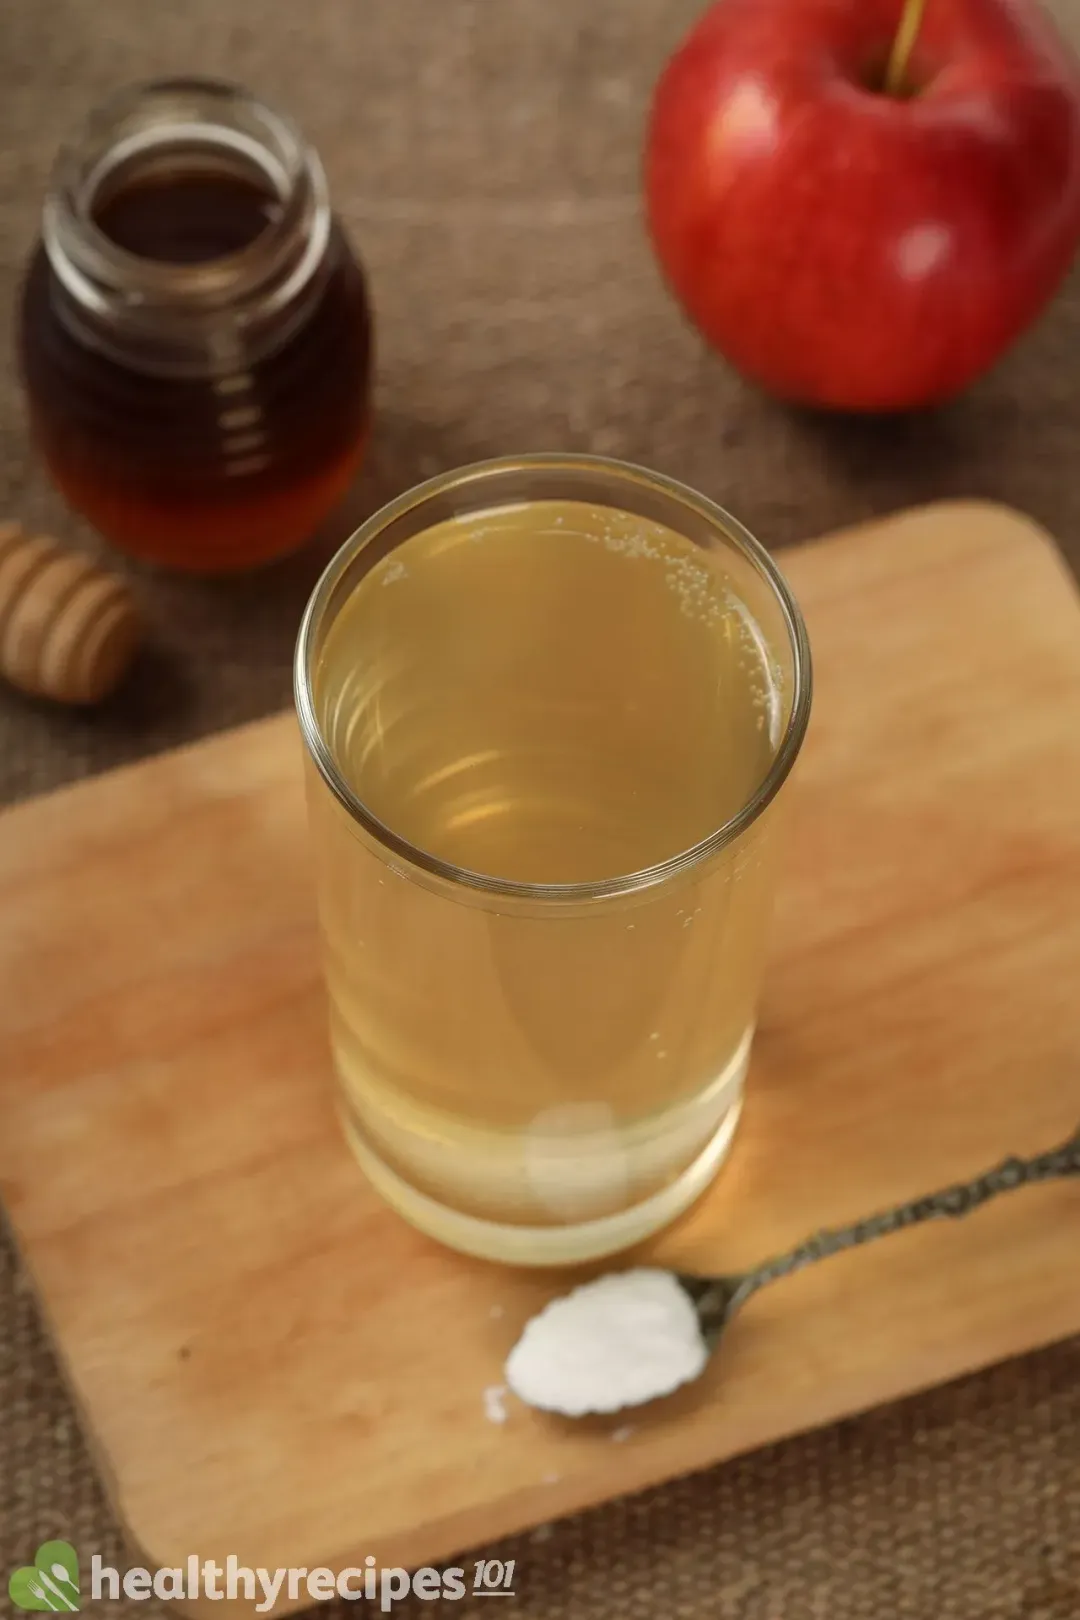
[294,453,813,903]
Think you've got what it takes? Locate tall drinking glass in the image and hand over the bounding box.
[295,455,811,1265]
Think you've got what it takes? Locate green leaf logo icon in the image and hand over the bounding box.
[8,1541,80,1611]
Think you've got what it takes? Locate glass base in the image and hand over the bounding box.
[339,1089,745,1267]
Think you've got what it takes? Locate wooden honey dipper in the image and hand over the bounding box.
[0,523,140,705]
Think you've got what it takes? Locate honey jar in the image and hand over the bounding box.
[18,78,373,573]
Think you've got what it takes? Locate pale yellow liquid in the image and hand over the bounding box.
[308,500,781,1263]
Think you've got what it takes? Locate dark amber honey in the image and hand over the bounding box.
[18,81,373,574]
[92,169,279,264]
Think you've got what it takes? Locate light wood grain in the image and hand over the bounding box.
[1,502,1078,1615]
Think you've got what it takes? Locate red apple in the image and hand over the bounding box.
[644,0,1080,410]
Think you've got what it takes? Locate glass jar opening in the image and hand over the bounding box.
[86,129,286,267]
[41,78,331,373]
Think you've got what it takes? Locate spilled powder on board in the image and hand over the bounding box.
[483,1384,509,1424]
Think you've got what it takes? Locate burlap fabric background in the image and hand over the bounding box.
[2,2,1079,1615]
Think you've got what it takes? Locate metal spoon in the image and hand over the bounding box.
[682,1124,1080,1347]
[505,1125,1080,1416]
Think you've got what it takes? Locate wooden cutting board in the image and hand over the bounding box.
[1,502,1079,1616]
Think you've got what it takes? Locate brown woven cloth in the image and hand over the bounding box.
[2,2,1080,1615]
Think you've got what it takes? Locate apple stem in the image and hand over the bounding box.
[884,0,929,96]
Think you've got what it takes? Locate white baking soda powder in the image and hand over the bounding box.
[504,1268,708,1416]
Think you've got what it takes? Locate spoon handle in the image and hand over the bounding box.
[36,1574,76,1613]
[739,1124,1080,1301]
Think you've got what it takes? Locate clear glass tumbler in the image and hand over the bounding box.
[295,455,811,1265]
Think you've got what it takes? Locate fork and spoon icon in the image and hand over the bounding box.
[25,1566,78,1611]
